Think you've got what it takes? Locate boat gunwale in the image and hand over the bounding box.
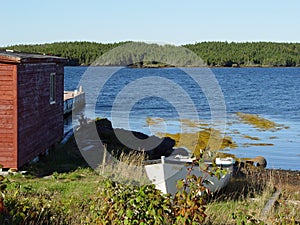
[143,158,234,168]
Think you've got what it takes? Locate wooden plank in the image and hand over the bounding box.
[0,99,13,103]
[0,110,13,116]
[0,116,13,123]
[0,137,13,143]
[0,129,13,134]
[0,157,14,163]
[0,150,14,157]
[0,69,13,74]
[0,105,13,110]
[0,142,13,147]
[0,117,13,122]
[0,116,14,122]
[0,153,15,161]
[0,72,13,78]
[0,100,14,107]
[0,149,14,155]
[0,140,14,149]
[0,83,12,91]
[0,65,14,70]
[0,132,13,137]
[0,64,17,168]
[0,124,13,129]
[0,81,13,86]
[0,88,14,94]
[0,95,13,100]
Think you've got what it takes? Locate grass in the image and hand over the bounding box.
[1,137,299,224]
[23,135,89,177]
[2,167,103,223]
[205,167,300,225]
[95,147,149,186]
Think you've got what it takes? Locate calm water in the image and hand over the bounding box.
[64,67,300,170]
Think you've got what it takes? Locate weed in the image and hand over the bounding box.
[157,128,237,157]
[236,112,288,131]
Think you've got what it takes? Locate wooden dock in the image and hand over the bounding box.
[64,86,85,115]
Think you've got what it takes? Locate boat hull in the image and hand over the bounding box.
[145,157,234,195]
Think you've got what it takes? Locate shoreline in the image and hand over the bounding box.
[67,64,300,69]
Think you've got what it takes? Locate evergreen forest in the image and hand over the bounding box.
[1,41,300,67]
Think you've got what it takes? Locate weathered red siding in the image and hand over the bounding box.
[17,63,64,167]
[0,63,18,168]
[0,52,66,169]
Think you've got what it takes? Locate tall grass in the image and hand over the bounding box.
[95,146,150,186]
[205,167,300,225]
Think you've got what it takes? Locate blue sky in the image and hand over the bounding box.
[1,0,299,46]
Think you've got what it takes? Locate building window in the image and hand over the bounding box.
[50,73,56,104]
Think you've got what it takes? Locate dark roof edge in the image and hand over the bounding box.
[0,50,67,64]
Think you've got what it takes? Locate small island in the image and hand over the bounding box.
[127,61,175,68]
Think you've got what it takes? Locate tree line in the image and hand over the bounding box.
[92,42,205,67]
[184,41,300,67]
[0,41,127,66]
[1,41,300,67]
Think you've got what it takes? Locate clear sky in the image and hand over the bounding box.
[1,0,299,46]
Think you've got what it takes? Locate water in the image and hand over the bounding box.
[64,66,300,170]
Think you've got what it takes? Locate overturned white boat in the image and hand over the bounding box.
[144,151,235,195]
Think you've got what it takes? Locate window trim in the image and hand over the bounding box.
[50,72,56,104]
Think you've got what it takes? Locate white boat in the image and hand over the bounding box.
[144,150,235,195]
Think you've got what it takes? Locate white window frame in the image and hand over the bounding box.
[50,72,56,104]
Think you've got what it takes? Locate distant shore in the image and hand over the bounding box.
[2,41,300,67]
[70,64,300,68]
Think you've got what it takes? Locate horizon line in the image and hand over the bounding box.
[1,39,300,47]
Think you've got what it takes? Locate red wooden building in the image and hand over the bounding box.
[0,51,67,169]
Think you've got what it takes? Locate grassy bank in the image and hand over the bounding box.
[0,131,299,224]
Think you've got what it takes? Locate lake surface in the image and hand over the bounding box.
[64,67,300,170]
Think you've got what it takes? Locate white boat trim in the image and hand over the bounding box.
[144,155,235,195]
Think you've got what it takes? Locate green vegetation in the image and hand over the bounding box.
[206,168,300,225]
[1,41,300,67]
[92,42,203,67]
[0,41,127,66]
[184,41,300,67]
[1,159,299,224]
[0,135,220,225]
[127,61,174,68]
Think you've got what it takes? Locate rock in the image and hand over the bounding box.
[253,156,267,168]
[94,119,175,159]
